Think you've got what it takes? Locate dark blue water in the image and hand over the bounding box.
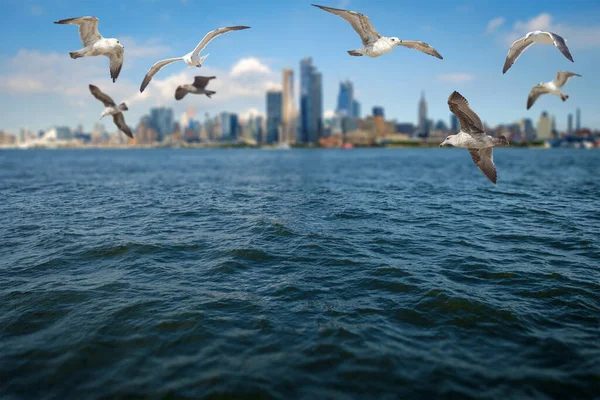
[1,148,598,399]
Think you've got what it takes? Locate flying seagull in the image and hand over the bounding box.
[440,92,509,184]
[175,76,216,101]
[140,26,250,93]
[89,85,133,138]
[55,16,124,82]
[527,71,581,110]
[311,4,442,59]
[503,31,573,74]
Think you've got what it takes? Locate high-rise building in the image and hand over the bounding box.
[520,118,536,141]
[552,115,557,136]
[299,57,323,143]
[537,112,552,140]
[219,112,231,140]
[230,114,239,140]
[567,113,573,135]
[450,114,459,132]
[150,107,174,141]
[372,106,384,118]
[418,92,428,136]
[282,69,296,144]
[253,116,264,143]
[576,108,581,132]
[337,80,354,117]
[352,100,361,119]
[266,90,283,144]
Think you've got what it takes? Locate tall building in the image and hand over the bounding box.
[537,112,552,140]
[418,92,428,136]
[567,113,573,135]
[352,100,361,119]
[337,80,354,117]
[219,112,238,141]
[450,114,459,132]
[552,115,557,136]
[372,106,385,118]
[576,108,581,132]
[299,57,323,143]
[520,118,536,141]
[150,107,174,141]
[266,90,283,144]
[282,69,296,144]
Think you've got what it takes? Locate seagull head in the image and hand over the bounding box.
[439,135,456,147]
[389,37,401,45]
[108,38,124,49]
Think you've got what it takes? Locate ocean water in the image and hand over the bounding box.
[0,148,598,399]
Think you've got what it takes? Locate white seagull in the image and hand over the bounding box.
[527,71,581,110]
[89,85,133,138]
[140,26,250,93]
[503,31,573,74]
[55,16,124,83]
[175,76,216,101]
[440,92,509,184]
[312,4,442,59]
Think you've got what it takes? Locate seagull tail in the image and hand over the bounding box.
[347,50,363,57]
[561,94,569,102]
[493,135,510,147]
[69,47,90,59]
[205,90,216,98]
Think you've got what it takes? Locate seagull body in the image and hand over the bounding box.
[175,76,216,100]
[503,30,573,74]
[312,4,442,59]
[140,26,250,93]
[89,85,133,138]
[527,71,581,109]
[54,16,124,82]
[440,91,509,184]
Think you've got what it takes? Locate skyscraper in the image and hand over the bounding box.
[567,113,573,135]
[337,80,354,117]
[520,118,535,141]
[299,57,323,144]
[372,107,384,118]
[576,108,581,132]
[266,90,283,144]
[450,114,458,132]
[282,69,296,144]
[150,107,174,141]
[418,92,428,136]
[537,112,552,140]
[352,100,361,119]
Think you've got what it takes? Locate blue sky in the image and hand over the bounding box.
[1,0,599,133]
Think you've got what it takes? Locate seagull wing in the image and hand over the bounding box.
[89,84,116,107]
[175,86,189,101]
[527,85,549,110]
[447,91,484,135]
[54,16,101,47]
[312,4,381,46]
[113,113,133,138]
[396,40,443,59]
[140,57,182,93]
[546,32,574,62]
[502,36,534,73]
[192,26,251,56]
[107,46,124,83]
[469,148,497,184]
[553,71,581,88]
[193,76,216,89]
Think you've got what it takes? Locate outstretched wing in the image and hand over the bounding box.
[107,46,124,83]
[192,26,251,56]
[312,4,381,46]
[527,85,548,110]
[468,148,497,184]
[89,84,115,107]
[193,76,216,89]
[54,16,101,47]
[397,40,443,59]
[503,36,534,74]
[140,57,182,92]
[553,71,581,88]
[547,32,574,62]
[175,87,188,101]
[447,91,484,135]
[113,113,133,138]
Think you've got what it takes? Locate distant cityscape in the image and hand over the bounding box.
[1,56,599,149]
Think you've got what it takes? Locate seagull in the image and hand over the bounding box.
[140,26,250,93]
[54,16,124,83]
[175,76,216,101]
[503,31,573,74]
[527,71,581,109]
[311,4,442,59]
[440,92,509,184]
[89,85,133,138]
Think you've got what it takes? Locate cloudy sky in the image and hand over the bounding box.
[1,0,599,133]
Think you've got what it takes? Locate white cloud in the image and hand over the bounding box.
[30,6,43,16]
[118,37,170,61]
[437,73,475,83]
[230,57,271,77]
[239,108,264,121]
[504,13,600,48]
[324,110,336,119]
[485,17,505,34]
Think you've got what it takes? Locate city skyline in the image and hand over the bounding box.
[0,0,599,134]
